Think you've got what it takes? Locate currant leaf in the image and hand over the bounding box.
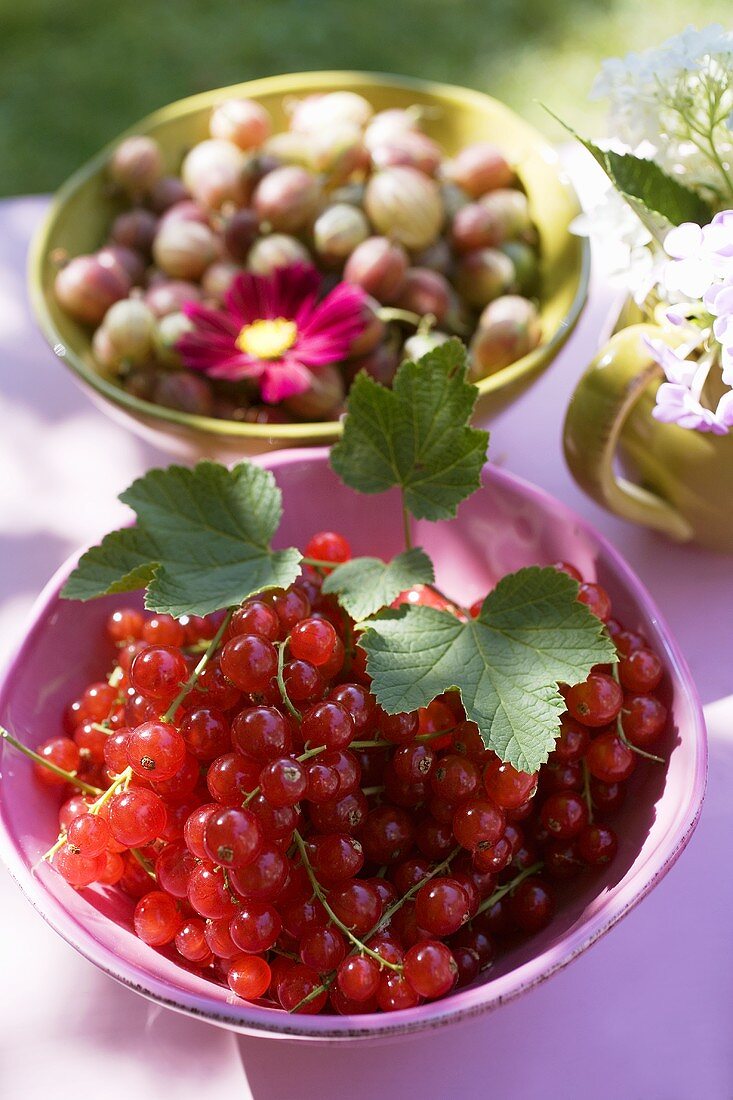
[329,338,489,521]
[358,567,616,772]
[62,461,302,617]
[321,548,435,621]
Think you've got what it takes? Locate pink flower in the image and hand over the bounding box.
[177,263,367,404]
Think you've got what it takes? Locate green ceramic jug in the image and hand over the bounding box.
[563,322,733,553]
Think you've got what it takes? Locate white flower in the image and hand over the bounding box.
[571,188,664,302]
[591,25,733,197]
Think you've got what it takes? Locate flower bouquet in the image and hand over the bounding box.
[565,24,733,434]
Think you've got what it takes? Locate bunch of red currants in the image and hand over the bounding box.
[31,535,667,1014]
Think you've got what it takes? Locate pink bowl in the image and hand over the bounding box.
[0,449,706,1042]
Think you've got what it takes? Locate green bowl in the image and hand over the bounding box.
[29,70,589,461]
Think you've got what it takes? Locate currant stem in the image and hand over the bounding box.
[89,766,132,815]
[288,844,462,1012]
[293,829,403,972]
[375,845,461,934]
[0,726,103,796]
[162,609,233,722]
[402,495,413,552]
[301,556,339,571]
[130,846,156,879]
[615,715,665,764]
[275,640,301,722]
[473,860,544,919]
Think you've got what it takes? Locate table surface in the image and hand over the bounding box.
[1,155,732,1099]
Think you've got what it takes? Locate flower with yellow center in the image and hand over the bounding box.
[235,318,298,360]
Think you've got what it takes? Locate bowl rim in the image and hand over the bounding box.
[27,69,591,443]
[0,450,706,1040]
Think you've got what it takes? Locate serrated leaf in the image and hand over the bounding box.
[545,107,712,239]
[322,548,435,620]
[330,338,489,522]
[358,566,616,772]
[62,461,302,617]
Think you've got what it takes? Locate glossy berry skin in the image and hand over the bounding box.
[278,964,329,1013]
[577,582,612,622]
[66,813,111,858]
[359,805,415,864]
[175,919,212,964]
[553,716,590,763]
[336,954,381,1002]
[452,798,505,851]
[229,844,289,901]
[404,940,458,998]
[257,756,306,807]
[621,695,667,748]
[329,879,382,935]
[231,706,292,764]
[300,925,347,972]
[228,954,271,1000]
[328,683,375,734]
[309,833,365,882]
[34,738,80,788]
[415,877,469,936]
[53,845,105,887]
[304,531,351,565]
[134,891,181,946]
[106,608,144,642]
[203,806,263,868]
[483,758,538,809]
[619,647,663,693]
[566,673,623,727]
[142,615,186,647]
[155,842,197,898]
[130,645,187,702]
[301,701,354,750]
[379,710,420,744]
[539,791,588,840]
[393,742,435,783]
[586,732,636,783]
[187,863,237,920]
[289,617,338,666]
[207,752,260,804]
[205,915,244,959]
[230,901,282,953]
[108,788,167,846]
[126,721,186,780]
[220,635,278,693]
[229,600,280,642]
[578,824,618,867]
[377,971,421,1012]
[180,706,231,762]
[430,753,479,802]
[509,878,555,932]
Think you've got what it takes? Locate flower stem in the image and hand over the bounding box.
[293,829,403,971]
[1,726,103,796]
[162,609,233,722]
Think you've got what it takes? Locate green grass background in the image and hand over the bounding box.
[1,1,730,196]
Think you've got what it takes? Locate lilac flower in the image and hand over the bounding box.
[652,382,727,433]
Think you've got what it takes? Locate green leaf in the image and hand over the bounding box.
[330,338,489,522]
[62,461,302,617]
[545,108,712,238]
[358,566,616,772]
[322,547,435,620]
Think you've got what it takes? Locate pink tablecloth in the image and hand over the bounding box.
[1,160,732,1098]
